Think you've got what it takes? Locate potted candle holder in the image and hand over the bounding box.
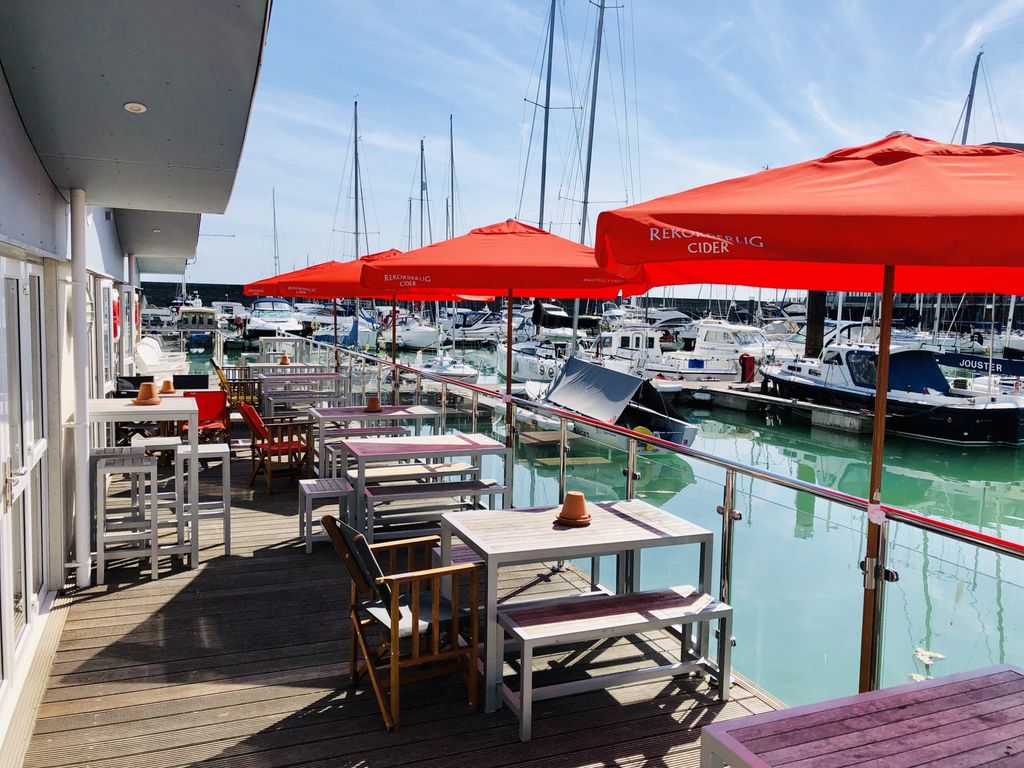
[133,381,162,406]
[555,491,591,527]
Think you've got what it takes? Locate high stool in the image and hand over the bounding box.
[131,434,182,464]
[175,442,232,557]
[95,455,159,584]
[298,478,353,553]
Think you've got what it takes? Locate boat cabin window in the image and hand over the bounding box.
[823,350,843,366]
[597,335,613,350]
[733,331,767,346]
[846,350,877,388]
[620,335,631,348]
[705,330,734,345]
[646,336,655,349]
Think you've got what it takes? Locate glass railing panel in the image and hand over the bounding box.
[881,521,1024,689]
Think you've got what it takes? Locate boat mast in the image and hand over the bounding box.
[961,50,983,145]
[538,0,556,231]
[353,101,360,260]
[571,0,607,353]
[419,139,433,247]
[271,186,280,276]
[449,114,456,239]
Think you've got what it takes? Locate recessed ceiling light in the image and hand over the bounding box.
[123,102,147,114]
[152,229,161,234]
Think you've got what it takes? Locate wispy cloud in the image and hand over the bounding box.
[961,0,1024,52]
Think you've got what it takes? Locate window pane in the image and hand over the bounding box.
[29,275,44,442]
[5,277,23,470]
[11,492,26,643]
[32,466,44,593]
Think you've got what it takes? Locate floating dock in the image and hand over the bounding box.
[681,381,874,434]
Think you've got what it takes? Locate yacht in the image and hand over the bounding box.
[760,343,1024,446]
[410,350,479,383]
[383,314,441,350]
[584,325,736,381]
[176,306,219,349]
[445,309,508,344]
[664,319,794,379]
[244,298,303,340]
[495,338,570,383]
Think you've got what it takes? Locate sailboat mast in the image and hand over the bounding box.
[271,187,280,275]
[538,0,556,230]
[353,101,360,259]
[449,115,455,238]
[419,139,426,247]
[571,0,607,352]
[961,51,983,145]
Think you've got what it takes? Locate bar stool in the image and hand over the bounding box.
[298,477,353,553]
[95,455,159,584]
[175,442,232,556]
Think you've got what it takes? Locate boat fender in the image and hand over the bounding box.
[739,353,757,383]
[633,425,656,452]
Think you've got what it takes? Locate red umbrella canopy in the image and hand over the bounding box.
[595,134,1024,293]
[244,250,491,301]
[360,219,638,298]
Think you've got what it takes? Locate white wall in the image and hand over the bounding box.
[85,207,126,281]
[0,69,66,258]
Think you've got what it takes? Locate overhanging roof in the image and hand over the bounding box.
[0,0,269,214]
[115,210,199,275]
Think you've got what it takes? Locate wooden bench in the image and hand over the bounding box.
[360,461,479,485]
[497,585,732,741]
[364,479,505,542]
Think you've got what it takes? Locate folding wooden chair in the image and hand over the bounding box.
[321,515,480,731]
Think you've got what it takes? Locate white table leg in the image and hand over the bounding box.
[484,560,501,712]
[189,413,199,566]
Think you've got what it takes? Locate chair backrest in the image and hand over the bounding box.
[115,375,153,398]
[239,403,269,440]
[173,374,211,390]
[212,361,231,390]
[139,336,166,356]
[185,390,229,423]
[321,514,390,604]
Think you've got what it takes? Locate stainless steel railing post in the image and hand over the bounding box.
[360,356,367,404]
[415,373,422,405]
[558,417,569,504]
[439,382,448,432]
[625,438,638,500]
[505,400,516,504]
[717,468,739,605]
[471,391,479,433]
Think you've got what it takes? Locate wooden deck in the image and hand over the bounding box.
[20,454,779,768]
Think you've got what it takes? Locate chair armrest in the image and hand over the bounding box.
[377,561,479,585]
[369,535,440,552]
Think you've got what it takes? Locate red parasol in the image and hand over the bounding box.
[594,134,1024,693]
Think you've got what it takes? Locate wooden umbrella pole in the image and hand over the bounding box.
[333,299,339,373]
[506,289,514,397]
[858,263,895,693]
[391,295,398,403]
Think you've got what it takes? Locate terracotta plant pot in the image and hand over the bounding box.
[159,379,175,394]
[366,395,382,413]
[279,354,291,365]
[133,382,162,406]
[556,490,591,526]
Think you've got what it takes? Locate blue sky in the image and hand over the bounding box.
[180,0,1024,298]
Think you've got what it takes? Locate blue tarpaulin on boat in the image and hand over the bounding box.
[847,349,951,394]
[542,357,643,423]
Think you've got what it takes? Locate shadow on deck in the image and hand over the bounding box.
[22,454,778,768]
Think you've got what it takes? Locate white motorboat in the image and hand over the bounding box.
[244,298,303,340]
[495,338,569,383]
[583,325,737,382]
[444,309,508,344]
[663,319,795,380]
[412,350,479,383]
[383,314,440,350]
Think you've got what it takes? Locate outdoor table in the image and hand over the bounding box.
[336,432,508,529]
[308,404,442,474]
[699,664,1024,768]
[257,371,346,395]
[244,362,327,374]
[81,398,200,569]
[440,498,713,712]
[261,389,346,417]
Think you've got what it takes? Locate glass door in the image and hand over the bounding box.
[0,257,48,682]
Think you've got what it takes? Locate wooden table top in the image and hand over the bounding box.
[339,432,504,459]
[442,499,711,559]
[85,397,198,421]
[702,664,1024,768]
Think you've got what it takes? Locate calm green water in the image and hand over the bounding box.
[196,344,1024,706]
